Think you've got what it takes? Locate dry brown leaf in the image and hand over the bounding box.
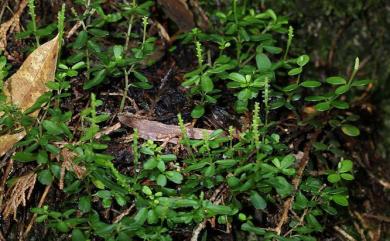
[118,114,214,144]
[157,0,209,32]
[0,131,26,155]
[0,35,59,157]
[153,21,171,43]
[188,0,210,30]
[3,35,59,110]
[157,0,195,32]
[0,0,28,51]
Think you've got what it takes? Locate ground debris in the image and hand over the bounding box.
[0,35,59,157]
[157,0,195,32]
[1,172,36,220]
[118,114,214,144]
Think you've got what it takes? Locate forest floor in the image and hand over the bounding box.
[0,1,389,241]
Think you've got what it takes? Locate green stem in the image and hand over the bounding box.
[120,65,134,112]
[120,10,135,113]
[125,15,134,52]
[348,61,359,86]
[85,48,90,81]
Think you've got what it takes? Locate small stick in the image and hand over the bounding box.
[190,185,226,241]
[0,0,10,23]
[113,204,135,223]
[274,130,320,235]
[22,184,52,240]
[352,220,367,241]
[0,230,5,241]
[334,226,357,241]
[66,8,96,39]
[363,213,390,223]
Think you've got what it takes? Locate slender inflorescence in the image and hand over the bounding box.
[28,0,40,46]
[284,26,294,60]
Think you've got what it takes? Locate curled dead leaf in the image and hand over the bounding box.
[157,0,195,31]
[3,35,59,110]
[0,131,26,156]
[0,35,59,157]
[118,114,215,144]
[157,0,209,32]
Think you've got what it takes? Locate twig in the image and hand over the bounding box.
[353,220,367,241]
[363,213,390,223]
[0,231,5,241]
[94,122,122,139]
[348,210,368,241]
[149,65,175,114]
[191,220,207,241]
[0,0,10,23]
[334,226,357,241]
[274,130,320,235]
[190,184,226,241]
[353,153,390,190]
[22,184,52,240]
[113,203,135,223]
[0,0,28,51]
[65,21,82,39]
[283,184,326,237]
[66,8,96,39]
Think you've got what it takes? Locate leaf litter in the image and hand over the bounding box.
[0,35,59,156]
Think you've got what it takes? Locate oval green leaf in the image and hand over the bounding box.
[335,85,349,95]
[256,53,272,72]
[250,191,267,210]
[326,76,346,85]
[341,124,360,136]
[191,105,205,118]
[300,80,321,88]
[315,102,331,112]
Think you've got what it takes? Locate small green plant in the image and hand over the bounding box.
[182,40,236,118]
[181,7,291,114]
[140,140,182,186]
[119,14,155,112]
[67,0,155,114]
[327,159,354,184]
[19,0,57,47]
[2,1,375,241]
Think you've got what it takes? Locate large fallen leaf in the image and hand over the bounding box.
[0,35,59,156]
[157,0,209,32]
[118,114,214,144]
[157,0,195,31]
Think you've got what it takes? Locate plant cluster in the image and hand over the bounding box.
[0,1,373,241]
